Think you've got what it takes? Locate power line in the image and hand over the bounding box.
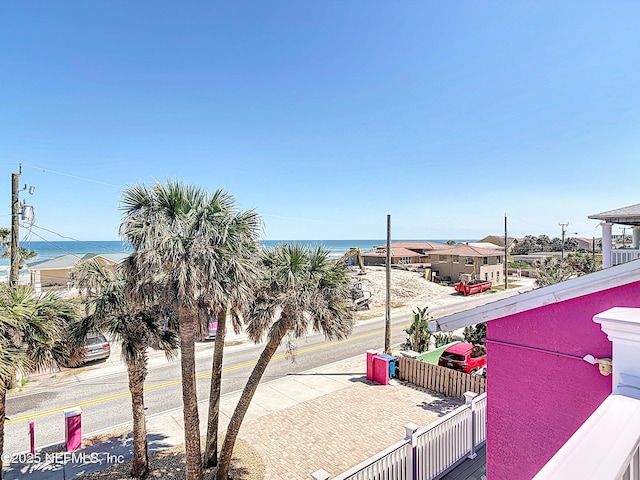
[27,225,129,256]
[21,163,123,188]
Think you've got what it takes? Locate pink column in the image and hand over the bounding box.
[64,407,82,451]
[366,350,379,381]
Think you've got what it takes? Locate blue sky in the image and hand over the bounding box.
[1,2,639,242]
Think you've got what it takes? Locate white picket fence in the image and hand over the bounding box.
[312,392,487,480]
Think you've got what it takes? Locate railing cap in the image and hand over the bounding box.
[311,469,331,480]
[464,391,479,404]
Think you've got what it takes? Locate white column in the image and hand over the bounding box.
[601,222,613,268]
[593,307,640,399]
[633,226,640,249]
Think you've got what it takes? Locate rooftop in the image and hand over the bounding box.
[588,203,640,226]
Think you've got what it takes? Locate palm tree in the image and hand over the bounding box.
[0,227,38,269]
[537,234,551,252]
[533,256,573,286]
[203,234,261,469]
[120,180,261,480]
[72,258,178,478]
[201,208,262,469]
[216,243,353,480]
[0,284,76,478]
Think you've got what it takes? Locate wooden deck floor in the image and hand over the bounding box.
[440,444,487,480]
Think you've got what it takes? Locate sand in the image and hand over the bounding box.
[351,265,537,320]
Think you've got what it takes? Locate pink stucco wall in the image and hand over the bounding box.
[486,280,640,480]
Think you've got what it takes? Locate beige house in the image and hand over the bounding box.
[362,241,448,267]
[429,245,504,283]
[362,246,427,266]
[477,235,521,252]
[28,253,129,291]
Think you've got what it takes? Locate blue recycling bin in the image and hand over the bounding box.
[379,354,396,378]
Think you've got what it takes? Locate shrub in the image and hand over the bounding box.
[464,322,486,346]
[432,332,456,348]
[402,306,432,353]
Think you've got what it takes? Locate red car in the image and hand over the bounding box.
[438,342,487,375]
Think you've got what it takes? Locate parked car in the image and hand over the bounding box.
[438,342,486,375]
[75,333,111,365]
[472,366,487,378]
[199,320,218,341]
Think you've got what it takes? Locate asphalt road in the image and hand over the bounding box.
[5,311,416,456]
[4,284,530,456]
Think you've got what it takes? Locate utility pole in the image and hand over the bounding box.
[384,214,391,354]
[9,168,20,287]
[559,222,569,260]
[621,227,628,249]
[504,214,508,290]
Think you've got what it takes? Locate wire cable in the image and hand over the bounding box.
[21,163,123,189]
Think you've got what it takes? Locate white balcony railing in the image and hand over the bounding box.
[313,392,486,480]
[611,249,640,266]
[533,394,640,480]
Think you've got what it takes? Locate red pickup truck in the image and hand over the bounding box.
[454,280,492,295]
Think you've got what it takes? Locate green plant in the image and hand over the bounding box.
[464,322,486,346]
[402,306,432,353]
[432,332,456,348]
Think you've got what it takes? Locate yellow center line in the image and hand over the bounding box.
[7,322,410,425]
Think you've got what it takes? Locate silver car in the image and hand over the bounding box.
[81,333,111,363]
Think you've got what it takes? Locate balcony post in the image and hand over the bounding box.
[404,422,420,480]
[465,392,478,459]
[593,307,640,399]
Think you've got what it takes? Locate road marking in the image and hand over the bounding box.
[6,322,409,425]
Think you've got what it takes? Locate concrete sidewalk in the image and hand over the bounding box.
[3,354,462,479]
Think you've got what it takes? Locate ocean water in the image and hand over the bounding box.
[0,239,473,281]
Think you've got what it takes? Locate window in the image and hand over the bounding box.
[453,255,459,263]
[439,255,447,262]
[497,271,500,282]
[465,257,474,265]
[485,273,489,281]
[483,257,488,265]
[400,256,411,264]
[491,272,494,280]
[497,256,502,264]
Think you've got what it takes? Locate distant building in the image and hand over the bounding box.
[575,237,597,251]
[429,244,504,283]
[28,253,129,291]
[478,235,521,252]
[588,203,640,267]
[361,241,448,267]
